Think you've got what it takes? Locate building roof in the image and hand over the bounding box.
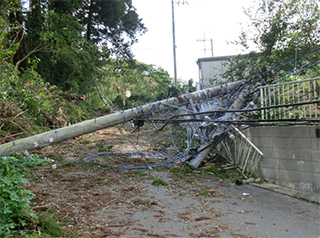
[197,52,263,63]
[197,54,239,63]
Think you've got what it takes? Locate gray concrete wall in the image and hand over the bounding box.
[242,126,320,193]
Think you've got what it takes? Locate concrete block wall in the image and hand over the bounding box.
[242,126,320,193]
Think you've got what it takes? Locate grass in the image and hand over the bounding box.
[199,190,210,196]
[36,180,46,183]
[169,167,180,173]
[95,141,113,152]
[154,166,168,172]
[169,166,193,175]
[133,171,148,176]
[38,209,64,237]
[202,165,240,180]
[151,177,168,186]
[105,210,116,213]
[91,176,103,181]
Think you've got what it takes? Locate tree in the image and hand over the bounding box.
[92,60,177,110]
[245,0,320,55]
[77,0,147,59]
[3,0,146,93]
[19,0,101,92]
[223,0,320,83]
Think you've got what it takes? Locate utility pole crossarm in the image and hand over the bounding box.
[197,35,213,57]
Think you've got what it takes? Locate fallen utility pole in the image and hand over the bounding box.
[188,85,251,169]
[0,82,244,157]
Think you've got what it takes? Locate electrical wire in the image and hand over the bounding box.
[273,57,320,83]
[83,48,320,172]
[116,103,194,170]
[75,101,200,170]
[257,47,320,82]
[74,152,178,170]
[170,108,192,153]
[93,74,119,112]
[163,98,320,116]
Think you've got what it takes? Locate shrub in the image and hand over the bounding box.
[0,153,52,236]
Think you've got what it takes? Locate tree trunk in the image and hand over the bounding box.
[86,0,93,41]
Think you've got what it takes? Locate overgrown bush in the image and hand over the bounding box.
[0,11,98,142]
[0,153,52,237]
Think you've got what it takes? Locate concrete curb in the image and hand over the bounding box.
[250,182,320,204]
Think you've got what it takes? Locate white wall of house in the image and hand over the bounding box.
[197,55,235,88]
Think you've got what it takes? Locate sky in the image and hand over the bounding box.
[131,0,256,83]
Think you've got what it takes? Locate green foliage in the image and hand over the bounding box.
[170,166,194,175]
[0,0,187,142]
[187,79,196,93]
[198,190,209,196]
[0,66,92,140]
[0,153,52,236]
[77,0,147,59]
[245,0,320,53]
[224,0,320,84]
[133,171,148,177]
[96,60,178,109]
[221,52,263,82]
[0,5,96,140]
[19,0,146,93]
[169,167,180,173]
[203,165,238,180]
[95,141,113,152]
[38,209,63,237]
[1,0,147,95]
[151,177,168,186]
[24,0,98,93]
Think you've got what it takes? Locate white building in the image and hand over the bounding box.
[197,53,262,89]
[196,55,236,89]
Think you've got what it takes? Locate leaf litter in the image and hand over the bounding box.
[26,127,262,238]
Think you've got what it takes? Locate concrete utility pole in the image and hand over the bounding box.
[171,0,188,86]
[188,84,251,169]
[0,82,244,157]
[171,0,177,85]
